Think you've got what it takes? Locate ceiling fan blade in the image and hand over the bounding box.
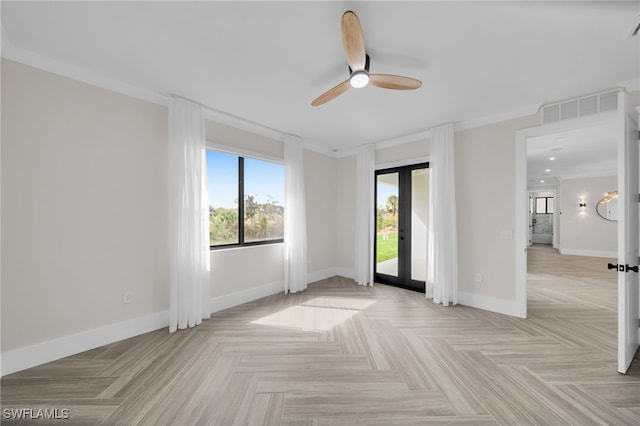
[311,80,351,107]
[370,74,422,90]
[341,11,366,71]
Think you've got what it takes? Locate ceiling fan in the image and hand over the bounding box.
[311,10,422,107]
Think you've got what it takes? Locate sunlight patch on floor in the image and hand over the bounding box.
[251,297,377,332]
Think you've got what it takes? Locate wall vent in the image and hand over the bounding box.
[539,89,620,125]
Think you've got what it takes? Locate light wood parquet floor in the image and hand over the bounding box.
[2,244,640,425]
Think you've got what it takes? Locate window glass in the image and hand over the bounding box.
[207,151,239,246]
[206,150,284,248]
[244,158,285,243]
[535,197,554,214]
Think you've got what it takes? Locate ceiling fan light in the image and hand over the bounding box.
[350,70,369,88]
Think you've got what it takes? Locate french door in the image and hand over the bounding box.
[374,163,429,292]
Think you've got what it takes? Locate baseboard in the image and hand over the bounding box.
[1,311,169,377]
[0,268,369,376]
[208,280,284,313]
[307,268,340,284]
[334,267,356,281]
[559,248,616,258]
[458,291,526,318]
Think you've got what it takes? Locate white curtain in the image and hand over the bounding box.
[355,144,375,286]
[426,123,458,305]
[168,97,211,332]
[284,134,308,293]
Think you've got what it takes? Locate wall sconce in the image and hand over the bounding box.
[579,202,586,208]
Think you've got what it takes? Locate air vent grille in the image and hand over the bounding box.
[540,89,620,124]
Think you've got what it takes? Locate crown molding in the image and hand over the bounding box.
[202,107,285,142]
[375,129,432,150]
[3,41,627,158]
[302,140,339,157]
[619,77,640,92]
[455,102,541,132]
[2,43,170,107]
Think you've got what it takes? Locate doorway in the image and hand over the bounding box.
[529,190,557,248]
[374,163,429,292]
[516,91,639,373]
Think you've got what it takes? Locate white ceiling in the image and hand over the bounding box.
[1,1,639,155]
[526,122,617,188]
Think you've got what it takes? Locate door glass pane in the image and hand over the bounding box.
[546,198,554,214]
[376,172,399,277]
[411,169,429,281]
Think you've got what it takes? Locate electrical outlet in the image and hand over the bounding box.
[474,273,483,284]
[122,291,133,304]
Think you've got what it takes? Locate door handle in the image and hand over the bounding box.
[608,263,639,273]
[608,263,624,271]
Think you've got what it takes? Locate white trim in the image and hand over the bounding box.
[3,41,292,148]
[303,140,340,158]
[334,146,359,158]
[307,268,338,285]
[376,156,430,170]
[335,267,356,281]
[1,311,169,376]
[559,248,617,258]
[619,77,640,92]
[375,129,432,150]
[202,108,285,143]
[456,103,541,132]
[209,280,283,314]
[3,41,331,159]
[1,278,292,376]
[2,43,170,107]
[205,141,284,164]
[515,110,619,323]
[4,40,632,156]
[458,291,526,318]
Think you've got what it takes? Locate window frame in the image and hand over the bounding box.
[534,197,554,214]
[207,148,284,250]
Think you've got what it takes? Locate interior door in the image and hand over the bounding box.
[617,90,640,374]
[375,164,429,292]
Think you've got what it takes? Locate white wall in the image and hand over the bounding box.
[0,60,340,375]
[456,115,539,312]
[376,139,429,166]
[205,120,285,300]
[3,57,633,374]
[334,155,356,278]
[1,60,169,354]
[558,175,617,257]
[204,121,339,300]
[304,150,338,281]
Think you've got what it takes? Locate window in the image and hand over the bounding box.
[207,150,284,248]
[535,197,554,214]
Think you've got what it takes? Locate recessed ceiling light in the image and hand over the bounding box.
[549,157,556,161]
[545,169,551,173]
[540,180,545,183]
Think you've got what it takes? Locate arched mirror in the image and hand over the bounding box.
[596,191,618,222]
